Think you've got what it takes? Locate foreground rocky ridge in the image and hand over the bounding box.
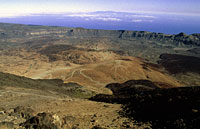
[0,73,151,129]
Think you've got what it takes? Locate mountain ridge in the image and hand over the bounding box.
[66,28,200,47]
[0,23,200,47]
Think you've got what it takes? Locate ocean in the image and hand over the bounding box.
[0,11,199,34]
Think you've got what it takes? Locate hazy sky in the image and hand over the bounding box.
[0,0,200,17]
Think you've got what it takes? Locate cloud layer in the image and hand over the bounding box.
[63,11,157,23]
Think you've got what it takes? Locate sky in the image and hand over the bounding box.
[0,0,199,34]
[0,0,200,17]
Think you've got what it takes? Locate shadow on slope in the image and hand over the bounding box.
[0,72,94,98]
[188,48,200,55]
[158,53,200,74]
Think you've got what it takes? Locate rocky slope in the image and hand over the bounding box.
[0,72,151,129]
[0,72,94,98]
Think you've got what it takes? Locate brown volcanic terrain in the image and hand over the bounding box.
[0,44,182,93]
[0,23,200,128]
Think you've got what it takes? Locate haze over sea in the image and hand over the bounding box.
[0,11,199,34]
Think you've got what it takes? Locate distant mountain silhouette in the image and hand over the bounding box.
[66,28,200,47]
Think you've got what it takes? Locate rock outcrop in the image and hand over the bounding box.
[21,112,61,129]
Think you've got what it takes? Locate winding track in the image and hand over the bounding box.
[79,69,105,86]
[65,69,79,80]
[32,67,72,79]
[111,60,127,80]
[31,59,129,86]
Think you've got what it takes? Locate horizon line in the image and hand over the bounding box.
[0,10,200,18]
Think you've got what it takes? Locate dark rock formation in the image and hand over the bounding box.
[20,112,59,129]
[0,107,35,129]
[90,80,159,104]
[90,80,200,129]
[106,80,159,95]
[13,106,34,120]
